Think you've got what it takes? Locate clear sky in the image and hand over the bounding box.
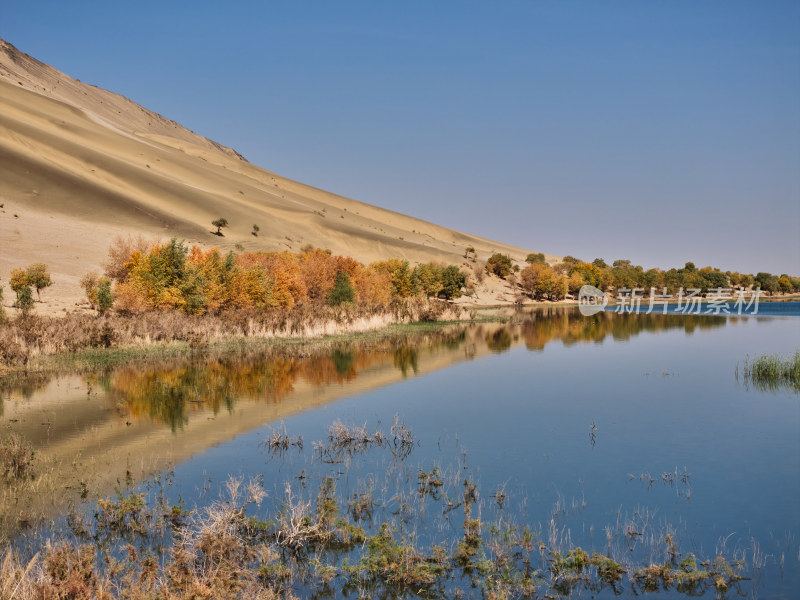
[3,1,798,274]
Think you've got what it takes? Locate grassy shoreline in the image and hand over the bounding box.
[0,308,510,383]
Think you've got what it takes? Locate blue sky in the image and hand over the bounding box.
[3,1,798,274]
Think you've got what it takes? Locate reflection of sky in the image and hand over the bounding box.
[162,313,800,596]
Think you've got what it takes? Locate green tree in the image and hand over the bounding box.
[464,246,476,261]
[252,224,260,237]
[486,253,512,278]
[212,218,229,236]
[754,272,779,295]
[14,286,34,314]
[440,265,466,300]
[96,279,115,314]
[525,253,546,264]
[327,271,355,306]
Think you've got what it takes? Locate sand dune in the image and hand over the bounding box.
[0,38,556,313]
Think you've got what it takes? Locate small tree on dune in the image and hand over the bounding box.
[486,253,512,278]
[252,224,260,237]
[525,253,546,265]
[212,218,229,236]
[26,263,52,300]
[10,263,52,301]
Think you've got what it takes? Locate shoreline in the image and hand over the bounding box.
[2,293,798,381]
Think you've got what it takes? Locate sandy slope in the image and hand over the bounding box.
[0,38,556,314]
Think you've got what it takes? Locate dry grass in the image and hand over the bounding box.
[0,432,35,481]
[0,299,464,371]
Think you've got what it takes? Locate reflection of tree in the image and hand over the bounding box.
[519,310,726,351]
[393,346,418,377]
[104,330,475,429]
[486,328,513,353]
[2,311,731,432]
[110,358,301,430]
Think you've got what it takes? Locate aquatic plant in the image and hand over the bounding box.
[738,351,800,392]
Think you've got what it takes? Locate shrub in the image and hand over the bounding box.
[486,253,512,278]
[82,272,114,313]
[525,252,546,264]
[252,224,260,237]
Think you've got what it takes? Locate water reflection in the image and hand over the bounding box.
[0,308,784,543]
[2,311,731,430]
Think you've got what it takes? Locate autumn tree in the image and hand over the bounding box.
[412,263,443,298]
[300,248,338,301]
[371,259,415,297]
[25,263,52,300]
[777,276,792,294]
[9,264,52,301]
[567,272,585,295]
[105,234,152,282]
[9,268,27,294]
[486,253,512,278]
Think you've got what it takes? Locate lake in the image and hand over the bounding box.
[3,305,799,598]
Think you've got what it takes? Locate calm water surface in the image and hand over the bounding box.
[5,306,799,598]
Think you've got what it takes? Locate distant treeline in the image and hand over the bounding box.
[82,237,467,315]
[485,252,800,301]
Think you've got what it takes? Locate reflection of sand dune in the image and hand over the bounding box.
[0,312,725,538]
[0,37,550,315]
[0,325,495,537]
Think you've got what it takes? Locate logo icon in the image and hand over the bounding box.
[578,285,608,316]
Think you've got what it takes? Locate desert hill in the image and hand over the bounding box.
[0,37,555,313]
